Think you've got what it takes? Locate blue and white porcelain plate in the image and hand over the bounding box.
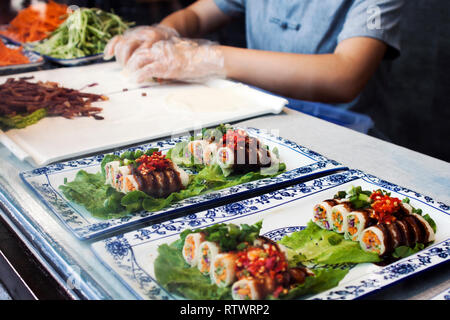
[90,169,450,300]
[431,287,450,300]
[20,127,346,240]
[0,38,44,72]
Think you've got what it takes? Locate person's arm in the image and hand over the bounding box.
[160,0,232,38]
[220,37,387,103]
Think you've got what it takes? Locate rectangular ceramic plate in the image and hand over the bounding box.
[20,127,346,240]
[0,39,44,72]
[90,169,450,300]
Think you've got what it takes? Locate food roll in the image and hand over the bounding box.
[403,215,427,244]
[115,165,132,192]
[203,143,219,165]
[104,161,120,186]
[344,208,377,241]
[401,202,414,214]
[385,222,405,248]
[173,163,189,188]
[331,202,353,234]
[187,140,209,165]
[138,167,187,198]
[231,278,265,300]
[182,232,205,267]
[210,252,237,288]
[313,199,340,230]
[359,224,393,256]
[215,147,235,170]
[395,219,416,247]
[411,213,435,243]
[122,175,141,193]
[197,241,221,275]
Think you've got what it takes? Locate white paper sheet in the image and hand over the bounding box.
[0,62,287,166]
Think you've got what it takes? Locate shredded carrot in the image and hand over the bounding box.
[0,41,30,66]
[0,1,68,43]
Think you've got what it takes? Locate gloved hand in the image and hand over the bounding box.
[125,38,226,83]
[103,24,179,66]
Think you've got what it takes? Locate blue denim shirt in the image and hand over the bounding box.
[213,0,403,58]
[213,0,403,113]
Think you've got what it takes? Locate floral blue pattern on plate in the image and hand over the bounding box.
[0,38,44,72]
[20,127,347,240]
[90,169,450,300]
[431,287,450,300]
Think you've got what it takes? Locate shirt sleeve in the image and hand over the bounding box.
[337,0,404,59]
[212,0,245,17]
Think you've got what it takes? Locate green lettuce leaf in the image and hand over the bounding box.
[154,241,232,300]
[280,220,381,265]
[154,237,350,300]
[59,170,129,219]
[273,267,349,300]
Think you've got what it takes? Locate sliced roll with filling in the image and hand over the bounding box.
[203,143,219,165]
[411,213,435,243]
[215,146,235,170]
[359,224,394,256]
[105,161,120,186]
[313,199,340,230]
[187,140,210,165]
[231,278,265,300]
[116,165,132,192]
[210,252,237,288]
[122,174,140,193]
[182,232,205,267]
[345,208,377,241]
[331,202,353,234]
[197,241,221,275]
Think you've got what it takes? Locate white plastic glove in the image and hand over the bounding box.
[125,38,226,83]
[103,24,179,66]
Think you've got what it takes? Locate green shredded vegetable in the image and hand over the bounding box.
[32,8,133,59]
[0,108,47,130]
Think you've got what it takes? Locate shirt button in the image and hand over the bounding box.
[281,22,288,29]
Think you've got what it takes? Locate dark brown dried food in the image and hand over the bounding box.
[0,77,108,120]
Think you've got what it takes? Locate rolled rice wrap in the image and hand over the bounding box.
[411,213,435,243]
[182,233,205,267]
[197,241,221,275]
[385,221,405,248]
[403,215,427,244]
[173,163,189,188]
[203,143,219,165]
[395,219,416,247]
[331,202,353,234]
[188,140,209,165]
[215,146,235,170]
[231,278,265,300]
[345,208,377,241]
[313,199,340,230]
[104,161,120,186]
[359,224,393,256]
[115,165,132,192]
[401,202,414,214]
[122,175,141,193]
[210,252,237,287]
